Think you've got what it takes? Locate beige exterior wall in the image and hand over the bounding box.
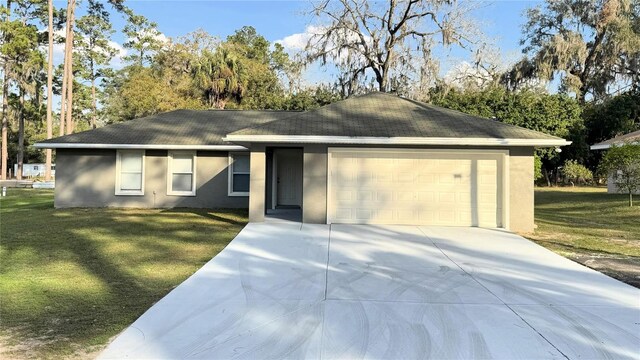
[59,144,536,231]
[247,144,537,232]
[303,145,328,223]
[248,145,266,222]
[55,149,248,209]
[508,147,535,233]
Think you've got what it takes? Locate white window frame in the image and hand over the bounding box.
[228,152,250,197]
[115,150,145,196]
[167,151,197,196]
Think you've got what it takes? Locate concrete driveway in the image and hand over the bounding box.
[99,224,640,359]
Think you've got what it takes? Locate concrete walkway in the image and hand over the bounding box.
[99,224,640,359]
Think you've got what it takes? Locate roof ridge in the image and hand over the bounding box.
[228,91,564,141]
[415,100,565,140]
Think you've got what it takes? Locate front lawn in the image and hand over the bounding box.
[529,187,640,287]
[0,189,247,359]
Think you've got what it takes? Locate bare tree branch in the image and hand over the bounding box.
[305,0,479,96]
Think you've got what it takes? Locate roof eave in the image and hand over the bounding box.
[32,143,248,151]
[222,135,571,147]
[590,141,639,150]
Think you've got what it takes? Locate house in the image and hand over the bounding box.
[13,163,55,178]
[590,129,640,195]
[35,92,570,232]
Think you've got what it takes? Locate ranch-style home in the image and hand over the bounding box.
[35,92,570,233]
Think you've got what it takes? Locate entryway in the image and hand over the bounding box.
[266,148,303,221]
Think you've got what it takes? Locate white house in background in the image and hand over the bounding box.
[13,163,56,178]
[590,129,640,195]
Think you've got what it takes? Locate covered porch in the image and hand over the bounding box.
[249,144,328,224]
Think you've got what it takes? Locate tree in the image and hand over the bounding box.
[58,0,123,134]
[280,85,343,110]
[44,0,53,180]
[584,90,640,144]
[227,26,270,64]
[1,1,12,180]
[122,10,164,67]
[517,0,640,103]
[225,26,286,109]
[192,46,246,109]
[2,0,45,179]
[75,0,117,129]
[561,160,593,186]
[103,30,219,122]
[305,0,479,95]
[271,43,304,94]
[58,0,76,135]
[430,85,583,184]
[599,144,640,206]
[582,89,640,170]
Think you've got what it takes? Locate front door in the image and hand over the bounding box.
[276,149,303,207]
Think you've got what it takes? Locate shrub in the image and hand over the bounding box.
[534,155,543,181]
[561,160,592,186]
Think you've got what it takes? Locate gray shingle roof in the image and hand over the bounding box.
[228,92,563,140]
[38,109,296,146]
[591,130,640,149]
[38,92,567,149]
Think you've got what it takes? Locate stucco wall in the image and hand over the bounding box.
[248,145,266,222]
[54,149,248,209]
[302,145,328,223]
[246,144,536,232]
[508,147,535,233]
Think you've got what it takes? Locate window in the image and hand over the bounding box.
[116,150,145,195]
[228,153,250,196]
[33,166,39,170]
[167,151,196,196]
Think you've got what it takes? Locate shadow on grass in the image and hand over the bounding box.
[533,238,639,258]
[0,190,248,358]
[161,208,248,227]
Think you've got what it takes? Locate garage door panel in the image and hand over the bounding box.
[329,150,504,228]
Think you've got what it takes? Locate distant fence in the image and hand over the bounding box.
[0,180,55,189]
[0,180,34,188]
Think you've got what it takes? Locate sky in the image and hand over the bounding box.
[51,0,541,86]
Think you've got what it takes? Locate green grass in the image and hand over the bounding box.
[529,187,640,258]
[0,189,247,359]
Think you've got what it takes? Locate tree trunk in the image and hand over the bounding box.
[16,90,24,180]
[64,0,76,134]
[578,84,588,105]
[59,0,72,136]
[45,0,54,181]
[543,168,551,187]
[1,64,9,181]
[1,0,12,180]
[630,192,634,207]
[91,76,96,129]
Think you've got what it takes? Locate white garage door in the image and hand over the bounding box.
[328,149,506,228]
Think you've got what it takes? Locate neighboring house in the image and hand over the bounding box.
[35,92,570,232]
[590,129,640,195]
[13,163,56,178]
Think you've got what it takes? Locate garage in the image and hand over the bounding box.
[328,148,508,228]
[224,92,569,232]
